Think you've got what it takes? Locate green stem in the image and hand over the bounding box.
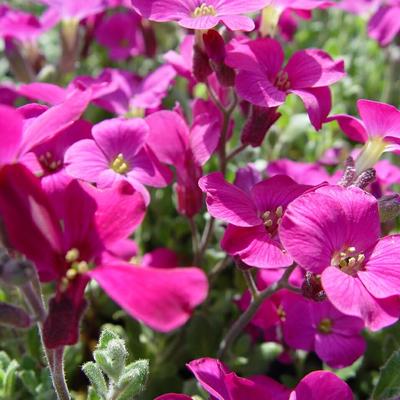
[242,269,259,300]
[188,217,200,264]
[217,264,297,359]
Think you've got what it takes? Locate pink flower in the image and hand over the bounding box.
[64,118,173,204]
[327,99,400,173]
[267,159,330,185]
[289,370,353,400]
[282,293,366,368]
[156,357,352,400]
[131,0,272,31]
[95,11,144,60]
[199,172,312,268]
[146,107,221,217]
[225,38,345,129]
[280,185,400,330]
[0,164,208,345]
[368,1,400,46]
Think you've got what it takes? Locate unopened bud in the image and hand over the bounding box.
[337,157,356,187]
[0,302,32,329]
[302,271,326,302]
[351,168,376,189]
[0,259,35,287]
[241,105,280,147]
[379,194,400,222]
[192,44,212,82]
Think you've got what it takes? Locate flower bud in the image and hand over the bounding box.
[241,105,281,147]
[192,44,212,82]
[0,259,35,287]
[0,302,32,329]
[175,183,203,218]
[351,168,376,189]
[337,157,356,187]
[302,271,326,302]
[379,194,400,223]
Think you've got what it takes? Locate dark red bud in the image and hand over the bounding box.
[192,44,212,82]
[241,105,281,147]
[301,271,326,302]
[203,29,225,62]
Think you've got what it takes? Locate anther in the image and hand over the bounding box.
[65,248,80,263]
[264,219,273,227]
[276,206,283,217]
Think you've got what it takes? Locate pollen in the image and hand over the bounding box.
[65,248,80,263]
[39,151,62,172]
[333,245,366,276]
[192,3,217,17]
[111,153,130,174]
[275,206,283,218]
[318,318,333,334]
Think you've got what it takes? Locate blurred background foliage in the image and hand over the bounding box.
[0,1,399,399]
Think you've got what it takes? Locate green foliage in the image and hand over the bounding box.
[83,328,150,400]
[372,350,400,400]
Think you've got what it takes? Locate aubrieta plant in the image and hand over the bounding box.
[0,0,399,399]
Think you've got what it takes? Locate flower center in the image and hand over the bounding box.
[61,248,90,290]
[192,3,217,17]
[39,151,62,173]
[332,246,365,276]
[261,205,283,236]
[277,304,286,321]
[318,318,333,334]
[110,153,129,174]
[274,71,290,91]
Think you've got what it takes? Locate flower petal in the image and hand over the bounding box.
[325,114,368,143]
[0,105,23,165]
[199,172,260,227]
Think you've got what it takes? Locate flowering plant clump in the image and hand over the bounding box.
[0,0,399,399]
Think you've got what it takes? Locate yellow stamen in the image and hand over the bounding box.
[318,318,333,334]
[76,261,89,274]
[264,219,273,227]
[192,3,217,17]
[347,246,356,253]
[111,153,129,174]
[262,210,271,219]
[66,268,77,280]
[276,206,283,217]
[65,248,80,263]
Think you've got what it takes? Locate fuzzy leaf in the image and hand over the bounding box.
[373,350,400,400]
[82,362,107,399]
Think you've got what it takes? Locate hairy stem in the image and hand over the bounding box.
[217,265,297,359]
[52,347,71,400]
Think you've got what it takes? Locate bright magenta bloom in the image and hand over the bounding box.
[131,0,271,31]
[225,38,345,129]
[327,99,400,173]
[155,357,353,400]
[368,0,400,46]
[146,105,221,217]
[280,185,400,330]
[282,293,366,368]
[0,164,208,345]
[199,172,311,268]
[64,118,173,204]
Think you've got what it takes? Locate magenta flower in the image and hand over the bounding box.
[95,11,144,60]
[280,185,400,330]
[267,159,330,185]
[199,172,312,268]
[327,99,400,173]
[225,38,345,129]
[131,0,271,31]
[368,0,400,46]
[146,107,221,217]
[65,117,173,204]
[282,294,366,368]
[156,357,352,400]
[0,164,208,345]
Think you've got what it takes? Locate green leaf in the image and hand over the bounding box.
[18,370,38,394]
[116,360,149,400]
[82,362,107,399]
[372,350,400,400]
[97,329,120,350]
[4,360,19,397]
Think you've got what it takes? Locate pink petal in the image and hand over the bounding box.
[84,181,146,246]
[215,0,271,13]
[290,86,332,130]
[178,15,220,30]
[322,267,400,331]
[224,373,275,400]
[64,139,109,183]
[250,175,311,212]
[226,38,284,78]
[291,370,353,400]
[186,358,231,400]
[326,114,368,143]
[142,248,179,268]
[146,110,190,167]
[18,82,67,105]
[20,89,91,155]
[198,172,260,227]
[358,235,400,299]
[89,264,208,332]
[92,118,148,161]
[155,395,192,400]
[220,15,255,31]
[357,99,400,140]
[284,49,345,89]
[221,224,293,269]
[0,164,62,281]
[368,5,400,47]
[315,333,366,369]
[131,0,190,21]
[0,105,23,165]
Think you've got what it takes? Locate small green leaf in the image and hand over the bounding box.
[82,362,107,399]
[4,360,19,396]
[372,350,400,400]
[116,360,149,400]
[98,329,119,350]
[19,370,38,394]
